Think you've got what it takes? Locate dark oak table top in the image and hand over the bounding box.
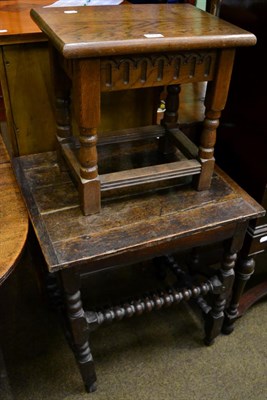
[13,151,264,273]
[0,135,28,285]
[30,4,256,58]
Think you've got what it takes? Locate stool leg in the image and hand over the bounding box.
[160,84,181,154]
[196,109,218,190]
[196,48,235,190]
[50,47,72,142]
[204,251,236,345]
[60,269,97,392]
[73,59,101,215]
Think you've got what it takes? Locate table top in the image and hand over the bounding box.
[0,135,28,285]
[30,4,256,58]
[13,151,264,273]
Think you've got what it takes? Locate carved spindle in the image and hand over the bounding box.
[182,288,192,301]
[173,289,183,303]
[153,293,164,309]
[192,287,201,298]
[76,341,93,364]
[87,281,215,328]
[200,282,212,295]
[79,127,98,180]
[66,290,84,319]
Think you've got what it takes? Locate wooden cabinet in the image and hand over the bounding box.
[215,0,267,314]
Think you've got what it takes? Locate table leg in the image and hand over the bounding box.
[223,256,255,334]
[60,269,97,392]
[204,250,236,345]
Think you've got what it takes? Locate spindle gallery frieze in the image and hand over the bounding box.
[100,51,216,91]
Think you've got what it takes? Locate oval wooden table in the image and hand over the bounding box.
[0,134,28,284]
[0,134,28,396]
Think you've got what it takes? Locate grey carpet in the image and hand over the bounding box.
[0,251,266,400]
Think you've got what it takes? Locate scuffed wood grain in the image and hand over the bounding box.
[13,151,264,272]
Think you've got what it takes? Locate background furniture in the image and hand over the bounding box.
[0,134,28,287]
[214,0,267,319]
[0,134,28,398]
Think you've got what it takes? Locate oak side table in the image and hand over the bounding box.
[14,149,264,392]
[30,4,256,215]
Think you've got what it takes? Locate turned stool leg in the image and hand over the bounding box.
[196,109,218,190]
[223,256,255,335]
[50,46,72,172]
[196,48,235,190]
[73,59,101,215]
[50,47,72,143]
[60,269,97,392]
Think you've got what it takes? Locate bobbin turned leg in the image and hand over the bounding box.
[205,222,248,343]
[60,269,97,392]
[204,249,236,345]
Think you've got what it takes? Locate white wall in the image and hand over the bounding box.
[196,0,206,11]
